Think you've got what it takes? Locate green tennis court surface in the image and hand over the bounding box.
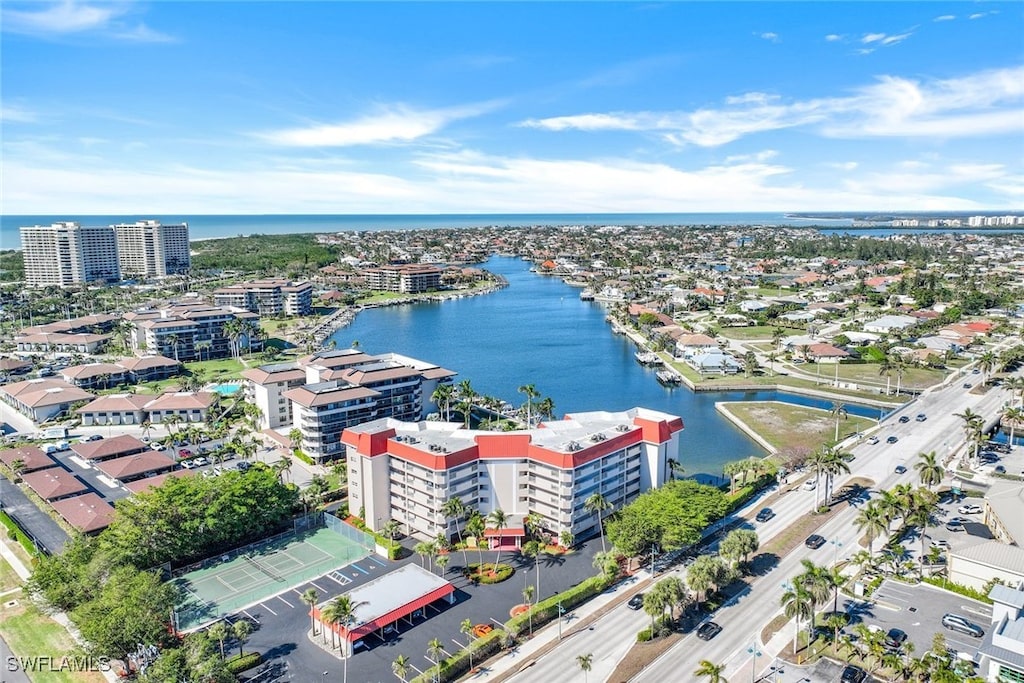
[173,526,371,631]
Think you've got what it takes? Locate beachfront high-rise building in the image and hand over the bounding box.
[113,220,191,277]
[20,222,121,287]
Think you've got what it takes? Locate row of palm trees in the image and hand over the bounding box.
[429,381,556,429]
[806,444,852,510]
[722,456,778,495]
[780,559,847,655]
[853,480,940,558]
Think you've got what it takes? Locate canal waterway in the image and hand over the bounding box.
[329,256,879,481]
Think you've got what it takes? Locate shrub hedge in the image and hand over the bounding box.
[410,628,505,683]
[922,576,994,604]
[505,573,616,638]
[292,449,314,466]
[346,515,401,559]
[226,652,262,674]
[0,511,36,556]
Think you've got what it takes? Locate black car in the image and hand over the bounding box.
[887,435,898,444]
[696,622,722,640]
[805,534,826,549]
[885,628,908,650]
[840,665,867,683]
[898,415,910,423]
[894,465,907,474]
[755,507,775,523]
[627,594,644,610]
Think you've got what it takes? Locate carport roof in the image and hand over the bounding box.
[316,563,454,643]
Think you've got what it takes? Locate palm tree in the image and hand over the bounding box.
[441,497,468,563]
[818,445,852,505]
[323,595,366,683]
[560,529,574,550]
[854,500,889,556]
[830,402,848,442]
[584,492,612,553]
[694,659,727,683]
[288,427,303,453]
[667,458,684,481]
[954,408,984,464]
[523,584,535,636]
[780,581,815,655]
[977,350,997,381]
[300,588,320,637]
[457,379,476,428]
[392,654,411,682]
[1003,406,1023,447]
[487,508,508,575]
[913,450,943,490]
[207,620,229,660]
[166,333,181,361]
[426,637,446,683]
[878,357,893,395]
[536,396,556,422]
[272,457,292,484]
[232,619,253,658]
[906,487,939,560]
[518,383,539,426]
[466,513,486,568]
[576,653,594,683]
[431,383,455,421]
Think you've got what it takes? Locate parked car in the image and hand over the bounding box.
[894,465,907,474]
[946,518,965,532]
[805,534,826,549]
[627,594,644,610]
[193,456,210,467]
[884,628,908,650]
[942,613,984,638]
[898,415,910,423]
[958,504,983,515]
[236,461,251,471]
[150,443,167,451]
[696,622,722,641]
[179,449,193,458]
[995,465,1006,474]
[82,434,104,442]
[181,460,199,470]
[472,623,493,638]
[755,508,775,523]
[887,436,899,444]
[841,665,867,683]
[930,538,950,550]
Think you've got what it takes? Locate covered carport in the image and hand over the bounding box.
[313,563,455,657]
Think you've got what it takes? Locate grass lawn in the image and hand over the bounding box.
[723,402,876,452]
[775,376,910,404]
[827,362,946,390]
[718,325,779,341]
[183,357,247,379]
[0,600,106,682]
[0,554,24,593]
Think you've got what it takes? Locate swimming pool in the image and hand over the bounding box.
[209,383,242,396]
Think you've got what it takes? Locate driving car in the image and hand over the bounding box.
[894,465,907,474]
[805,534,826,549]
[958,504,983,515]
[803,479,817,491]
[887,436,899,444]
[942,613,984,638]
[472,623,493,638]
[884,628,908,650]
[898,415,910,423]
[627,594,644,610]
[915,413,927,422]
[963,383,973,389]
[755,508,775,523]
[696,622,722,640]
[866,436,879,445]
[82,434,104,441]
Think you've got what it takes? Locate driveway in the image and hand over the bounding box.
[0,477,68,554]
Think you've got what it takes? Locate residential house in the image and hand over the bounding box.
[863,315,917,334]
[977,584,1024,682]
[685,350,742,375]
[76,394,153,426]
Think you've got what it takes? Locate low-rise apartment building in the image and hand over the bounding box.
[213,279,313,316]
[362,264,442,293]
[130,304,261,361]
[342,407,684,543]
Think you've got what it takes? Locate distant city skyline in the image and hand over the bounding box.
[2,1,1022,215]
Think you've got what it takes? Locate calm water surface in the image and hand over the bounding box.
[328,256,880,480]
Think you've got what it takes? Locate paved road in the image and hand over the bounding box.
[632,377,1012,683]
[0,634,32,683]
[0,477,68,554]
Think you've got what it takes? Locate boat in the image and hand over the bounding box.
[580,290,595,301]
[656,370,682,385]
[634,352,663,366]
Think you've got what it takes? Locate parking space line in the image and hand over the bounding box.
[352,563,369,575]
[311,581,327,592]
[276,595,293,608]
[260,602,278,616]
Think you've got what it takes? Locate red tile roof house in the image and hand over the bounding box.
[95,451,176,484]
[116,355,182,383]
[0,445,56,474]
[805,343,851,363]
[143,391,217,424]
[22,468,88,501]
[71,434,150,462]
[76,394,152,426]
[0,378,95,423]
[59,363,128,390]
[675,334,719,358]
[51,493,115,534]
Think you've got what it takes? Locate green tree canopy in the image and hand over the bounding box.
[605,480,729,556]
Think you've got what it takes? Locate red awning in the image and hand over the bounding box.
[483,527,525,537]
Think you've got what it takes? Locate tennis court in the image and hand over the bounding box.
[173,522,373,632]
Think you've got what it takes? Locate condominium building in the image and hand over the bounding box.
[113,220,190,277]
[130,304,261,361]
[213,279,313,316]
[362,264,442,293]
[342,407,684,543]
[20,222,121,286]
[245,349,456,461]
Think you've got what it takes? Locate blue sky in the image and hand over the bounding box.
[2,1,1022,214]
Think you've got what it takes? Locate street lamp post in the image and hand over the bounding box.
[557,601,565,640]
[747,637,762,683]
[831,537,844,566]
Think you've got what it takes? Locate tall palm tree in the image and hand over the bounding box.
[518,383,539,426]
[441,497,468,563]
[780,581,815,655]
[584,492,612,553]
[954,408,985,463]
[878,357,893,395]
[818,445,851,505]
[536,396,556,422]
[913,451,943,490]
[207,620,229,660]
[323,594,366,683]
[435,553,449,577]
[300,588,320,637]
[426,638,446,683]
[694,659,727,683]
[487,509,508,575]
[830,402,848,442]
[457,379,476,428]
[459,618,476,671]
[906,487,939,560]
[667,458,684,481]
[392,654,410,682]
[166,333,181,361]
[576,653,594,683]
[431,383,455,421]
[523,584,535,636]
[854,500,889,556]
[1003,406,1023,447]
[466,513,486,568]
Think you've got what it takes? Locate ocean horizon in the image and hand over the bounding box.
[0,212,842,249]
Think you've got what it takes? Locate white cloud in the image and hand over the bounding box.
[825,34,843,42]
[824,162,859,171]
[2,1,175,42]
[257,102,501,147]
[933,15,956,22]
[969,11,997,20]
[0,104,37,123]
[861,31,912,47]
[519,65,1024,146]
[725,150,779,163]
[759,32,780,43]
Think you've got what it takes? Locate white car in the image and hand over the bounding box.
[958,504,983,515]
[803,479,818,491]
[150,443,167,451]
[181,460,198,469]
